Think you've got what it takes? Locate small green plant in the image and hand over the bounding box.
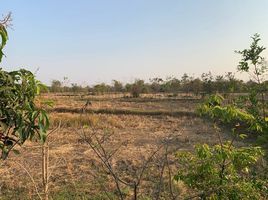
[175,141,266,199]
[236,33,267,120]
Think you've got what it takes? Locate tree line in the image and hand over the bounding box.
[49,72,268,97]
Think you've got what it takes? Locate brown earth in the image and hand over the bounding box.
[0,93,246,199]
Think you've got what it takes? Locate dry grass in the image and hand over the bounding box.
[49,113,123,129]
[40,93,200,113]
[0,93,246,199]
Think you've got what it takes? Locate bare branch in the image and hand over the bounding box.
[0,12,12,28]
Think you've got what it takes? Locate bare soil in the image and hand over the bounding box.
[0,93,246,199]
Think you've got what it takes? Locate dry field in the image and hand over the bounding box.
[0,93,246,199]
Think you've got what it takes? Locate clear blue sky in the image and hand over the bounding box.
[1,0,268,85]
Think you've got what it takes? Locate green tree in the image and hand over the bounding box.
[93,83,111,94]
[180,73,190,94]
[201,71,214,94]
[167,77,181,94]
[71,83,83,93]
[149,77,163,93]
[214,75,225,93]
[130,79,147,98]
[236,33,267,120]
[190,78,203,96]
[50,79,62,92]
[112,80,123,93]
[0,14,49,159]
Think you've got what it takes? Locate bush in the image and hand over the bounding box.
[197,95,267,134]
[175,142,267,199]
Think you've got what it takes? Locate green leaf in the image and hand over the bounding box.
[239,134,248,139]
[0,25,8,62]
[0,121,8,132]
[0,86,13,92]
[12,149,20,155]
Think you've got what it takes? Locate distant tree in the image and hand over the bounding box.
[50,80,62,92]
[190,78,203,96]
[167,77,181,94]
[181,73,191,94]
[62,76,70,92]
[93,83,111,94]
[125,83,132,93]
[201,71,214,94]
[130,79,146,98]
[225,72,238,93]
[131,85,140,98]
[112,80,123,93]
[181,73,189,85]
[214,75,226,93]
[149,77,163,93]
[71,83,82,93]
[85,86,92,94]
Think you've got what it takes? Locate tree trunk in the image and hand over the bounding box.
[42,143,49,200]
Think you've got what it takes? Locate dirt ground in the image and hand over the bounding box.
[0,93,246,199]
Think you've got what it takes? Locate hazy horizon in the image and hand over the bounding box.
[1,0,268,85]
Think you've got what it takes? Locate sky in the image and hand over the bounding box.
[1,0,268,85]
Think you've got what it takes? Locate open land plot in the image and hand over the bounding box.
[0,93,246,199]
[43,93,200,115]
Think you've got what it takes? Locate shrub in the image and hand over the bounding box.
[175,142,266,199]
[197,95,267,134]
